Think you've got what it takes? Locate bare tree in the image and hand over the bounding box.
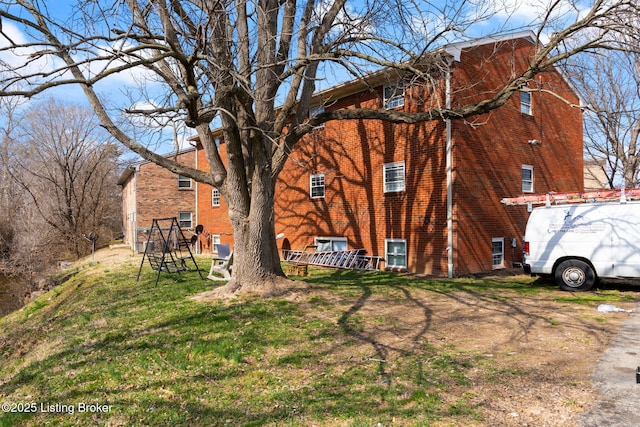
[11,98,122,261]
[0,0,637,295]
[565,49,640,189]
[0,96,24,262]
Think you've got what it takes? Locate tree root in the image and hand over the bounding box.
[190,275,308,302]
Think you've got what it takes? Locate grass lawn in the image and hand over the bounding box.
[0,255,636,426]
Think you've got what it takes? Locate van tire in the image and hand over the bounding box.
[555,260,596,291]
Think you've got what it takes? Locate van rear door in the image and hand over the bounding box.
[610,204,640,277]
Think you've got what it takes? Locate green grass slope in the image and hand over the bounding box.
[0,255,635,426]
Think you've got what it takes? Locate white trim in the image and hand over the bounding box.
[446,63,454,278]
[178,174,192,189]
[211,234,221,251]
[492,237,505,269]
[309,105,326,128]
[444,30,537,61]
[310,173,325,199]
[383,161,405,193]
[195,152,199,253]
[385,238,407,269]
[520,90,533,115]
[212,188,221,206]
[522,165,534,193]
[314,236,347,251]
[178,211,193,229]
[383,82,405,109]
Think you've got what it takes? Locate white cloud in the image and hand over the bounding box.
[0,21,27,47]
[0,19,160,103]
[125,100,193,151]
[0,20,66,76]
[493,0,587,28]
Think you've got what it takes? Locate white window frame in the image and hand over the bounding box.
[309,105,325,128]
[178,211,192,229]
[384,82,405,109]
[211,234,221,251]
[385,239,407,269]
[178,175,192,189]
[492,238,505,269]
[212,188,221,207]
[314,236,347,252]
[384,161,405,193]
[522,165,534,193]
[520,90,532,115]
[310,173,325,199]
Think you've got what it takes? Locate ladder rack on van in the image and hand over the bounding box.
[501,188,640,206]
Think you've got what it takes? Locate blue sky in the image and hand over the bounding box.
[0,0,587,157]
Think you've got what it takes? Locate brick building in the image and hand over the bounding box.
[193,31,583,276]
[127,31,584,276]
[118,148,198,252]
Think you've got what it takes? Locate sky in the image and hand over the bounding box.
[0,0,588,158]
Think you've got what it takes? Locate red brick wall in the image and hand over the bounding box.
[194,35,584,276]
[450,38,583,274]
[135,150,197,242]
[274,89,450,274]
[195,148,234,252]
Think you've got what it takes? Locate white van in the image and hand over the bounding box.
[523,201,640,291]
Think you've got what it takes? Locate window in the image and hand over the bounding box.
[314,237,347,252]
[385,239,407,269]
[384,82,405,109]
[310,173,325,199]
[492,238,504,268]
[178,175,192,189]
[522,165,534,193]
[520,90,532,115]
[211,234,221,252]
[212,188,221,207]
[309,105,325,128]
[384,161,405,193]
[178,211,192,229]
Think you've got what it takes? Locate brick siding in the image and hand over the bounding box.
[187,34,583,275]
[119,150,197,251]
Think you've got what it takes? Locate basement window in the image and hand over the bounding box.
[314,237,347,252]
[385,239,407,269]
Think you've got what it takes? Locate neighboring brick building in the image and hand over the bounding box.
[118,149,198,252]
[128,31,584,276]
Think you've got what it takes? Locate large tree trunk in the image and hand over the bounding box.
[218,192,291,296]
[208,133,298,298]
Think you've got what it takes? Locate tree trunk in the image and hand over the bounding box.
[208,139,297,298]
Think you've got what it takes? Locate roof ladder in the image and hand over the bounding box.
[501,188,640,206]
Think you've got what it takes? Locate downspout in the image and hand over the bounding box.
[446,62,454,278]
[133,165,139,253]
[194,149,199,254]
